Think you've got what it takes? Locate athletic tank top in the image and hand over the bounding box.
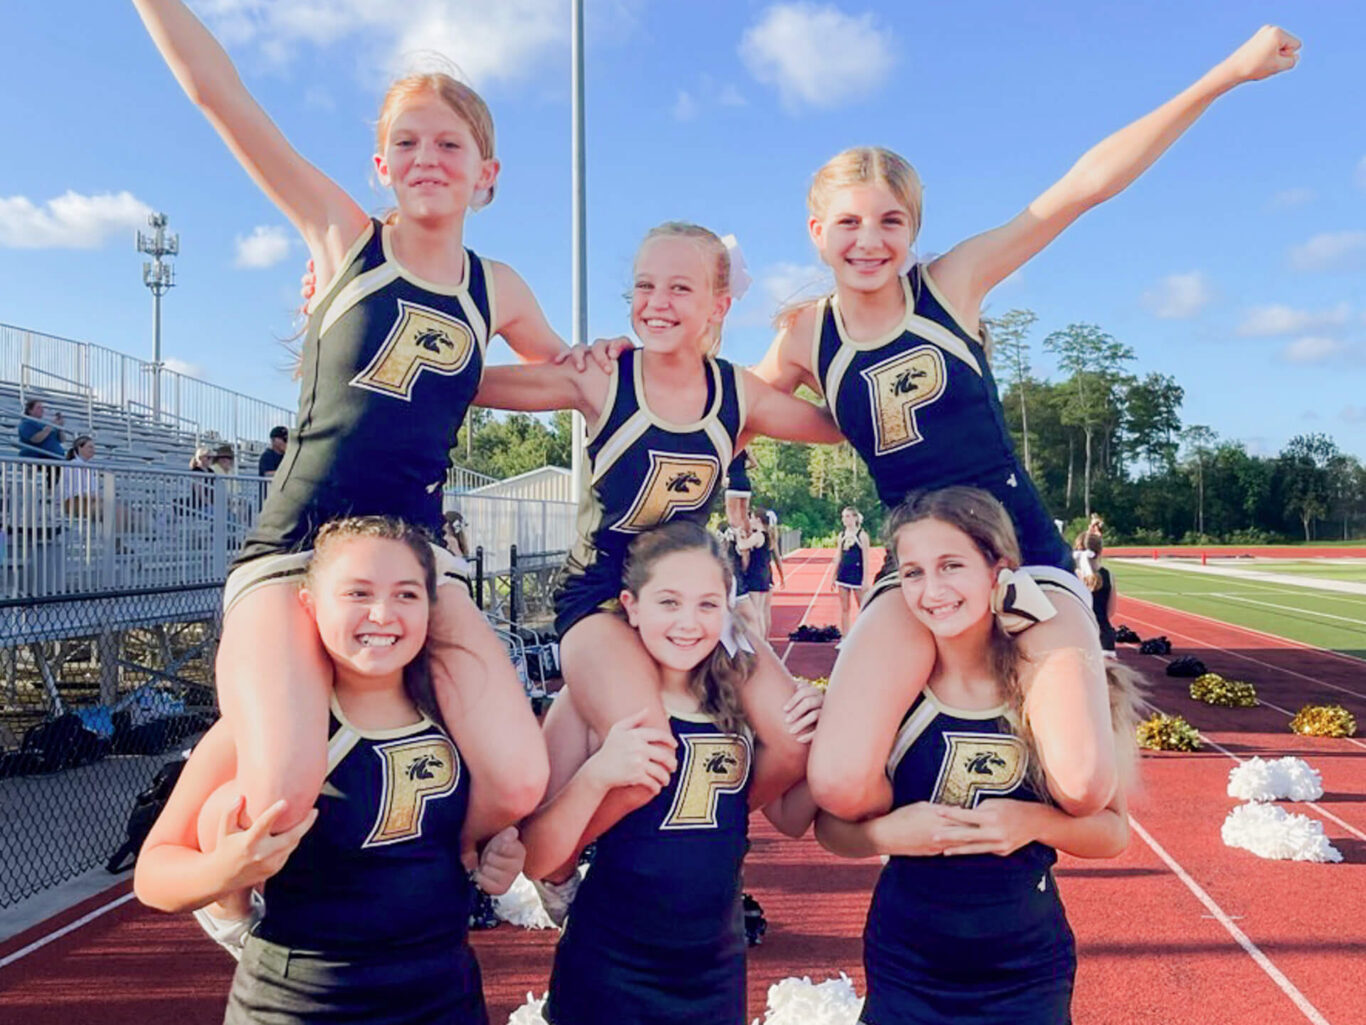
[812,266,1070,570]
[571,707,753,947]
[238,220,492,564]
[560,347,746,586]
[257,699,473,953]
[879,689,1055,895]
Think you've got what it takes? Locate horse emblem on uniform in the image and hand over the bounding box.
[613,452,720,533]
[861,345,947,455]
[351,298,476,400]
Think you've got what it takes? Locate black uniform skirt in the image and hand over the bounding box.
[861,870,1076,1025]
[224,933,488,1025]
[547,911,746,1025]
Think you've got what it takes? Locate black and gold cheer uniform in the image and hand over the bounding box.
[225,700,485,1024]
[552,348,746,637]
[230,220,491,597]
[861,690,1075,1025]
[548,705,754,1025]
[812,266,1072,597]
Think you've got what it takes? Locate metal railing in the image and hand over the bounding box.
[2,323,294,444]
[446,491,577,574]
[1,455,265,601]
[446,464,500,494]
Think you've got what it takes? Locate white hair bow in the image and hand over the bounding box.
[989,568,1057,635]
[720,234,752,303]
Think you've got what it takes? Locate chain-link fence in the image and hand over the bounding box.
[0,585,220,907]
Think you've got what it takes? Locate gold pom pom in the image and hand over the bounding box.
[1189,673,1258,707]
[1289,704,1357,738]
[1137,713,1203,751]
[794,675,830,691]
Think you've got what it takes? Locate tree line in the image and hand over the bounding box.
[449,319,1365,546]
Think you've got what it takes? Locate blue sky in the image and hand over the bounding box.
[3,1,1364,458]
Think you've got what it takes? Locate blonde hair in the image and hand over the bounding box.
[636,222,731,355]
[621,521,754,735]
[775,147,925,332]
[376,72,497,210]
[885,486,1142,800]
[307,516,445,729]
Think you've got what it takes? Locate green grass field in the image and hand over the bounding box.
[1226,560,1366,583]
[1110,560,1366,658]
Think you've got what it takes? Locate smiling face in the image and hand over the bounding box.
[374,93,498,222]
[894,517,1001,640]
[302,536,430,682]
[841,508,860,531]
[809,182,914,295]
[620,549,727,675]
[631,235,729,356]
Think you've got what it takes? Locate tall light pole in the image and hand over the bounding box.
[570,0,588,499]
[137,212,179,421]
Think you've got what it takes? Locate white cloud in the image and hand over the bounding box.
[0,191,153,249]
[759,261,832,307]
[1269,187,1315,208]
[1140,271,1211,319]
[194,0,565,86]
[717,84,747,107]
[163,357,206,379]
[1280,336,1348,364]
[740,3,894,111]
[234,225,292,268]
[672,90,698,122]
[1287,230,1366,272]
[1237,302,1351,337]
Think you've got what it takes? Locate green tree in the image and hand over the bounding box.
[1042,323,1135,516]
[1124,373,1184,476]
[1279,433,1340,540]
[984,309,1038,475]
[1180,425,1218,536]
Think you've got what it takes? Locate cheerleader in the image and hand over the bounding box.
[738,508,779,640]
[742,26,1299,821]
[474,223,844,847]
[833,506,871,637]
[135,517,527,1023]
[519,521,821,1025]
[130,0,561,839]
[815,488,1140,1024]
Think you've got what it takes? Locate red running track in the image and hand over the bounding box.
[2,553,1364,1023]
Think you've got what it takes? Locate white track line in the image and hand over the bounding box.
[1123,595,1366,670]
[1207,593,1366,629]
[1122,600,1366,703]
[0,892,135,971]
[777,550,836,666]
[1126,817,1333,1025]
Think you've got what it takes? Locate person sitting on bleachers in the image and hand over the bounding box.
[258,426,287,478]
[60,435,101,518]
[17,399,65,459]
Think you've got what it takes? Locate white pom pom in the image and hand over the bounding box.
[752,973,864,1025]
[1221,803,1342,862]
[506,992,549,1024]
[1227,757,1324,802]
[493,874,558,930]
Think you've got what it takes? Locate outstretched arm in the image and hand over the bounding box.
[740,371,844,447]
[474,361,605,418]
[751,310,822,395]
[131,0,366,275]
[932,26,1300,319]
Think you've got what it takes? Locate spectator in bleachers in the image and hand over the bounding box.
[17,399,65,459]
[442,508,471,559]
[258,426,287,478]
[190,447,213,474]
[210,444,236,475]
[60,435,102,518]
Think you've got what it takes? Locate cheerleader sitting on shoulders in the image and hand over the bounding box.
[520,521,822,1025]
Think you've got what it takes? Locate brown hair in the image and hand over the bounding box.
[308,516,444,729]
[636,222,731,354]
[376,72,497,211]
[621,521,753,735]
[885,487,1142,800]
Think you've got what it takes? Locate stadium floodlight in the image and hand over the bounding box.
[570,0,587,498]
[135,212,179,421]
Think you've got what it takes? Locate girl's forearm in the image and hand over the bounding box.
[1028,802,1129,859]
[133,844,235,914]
[520,768,610,880]
[761,780,818,838]
[132,0,242,109]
